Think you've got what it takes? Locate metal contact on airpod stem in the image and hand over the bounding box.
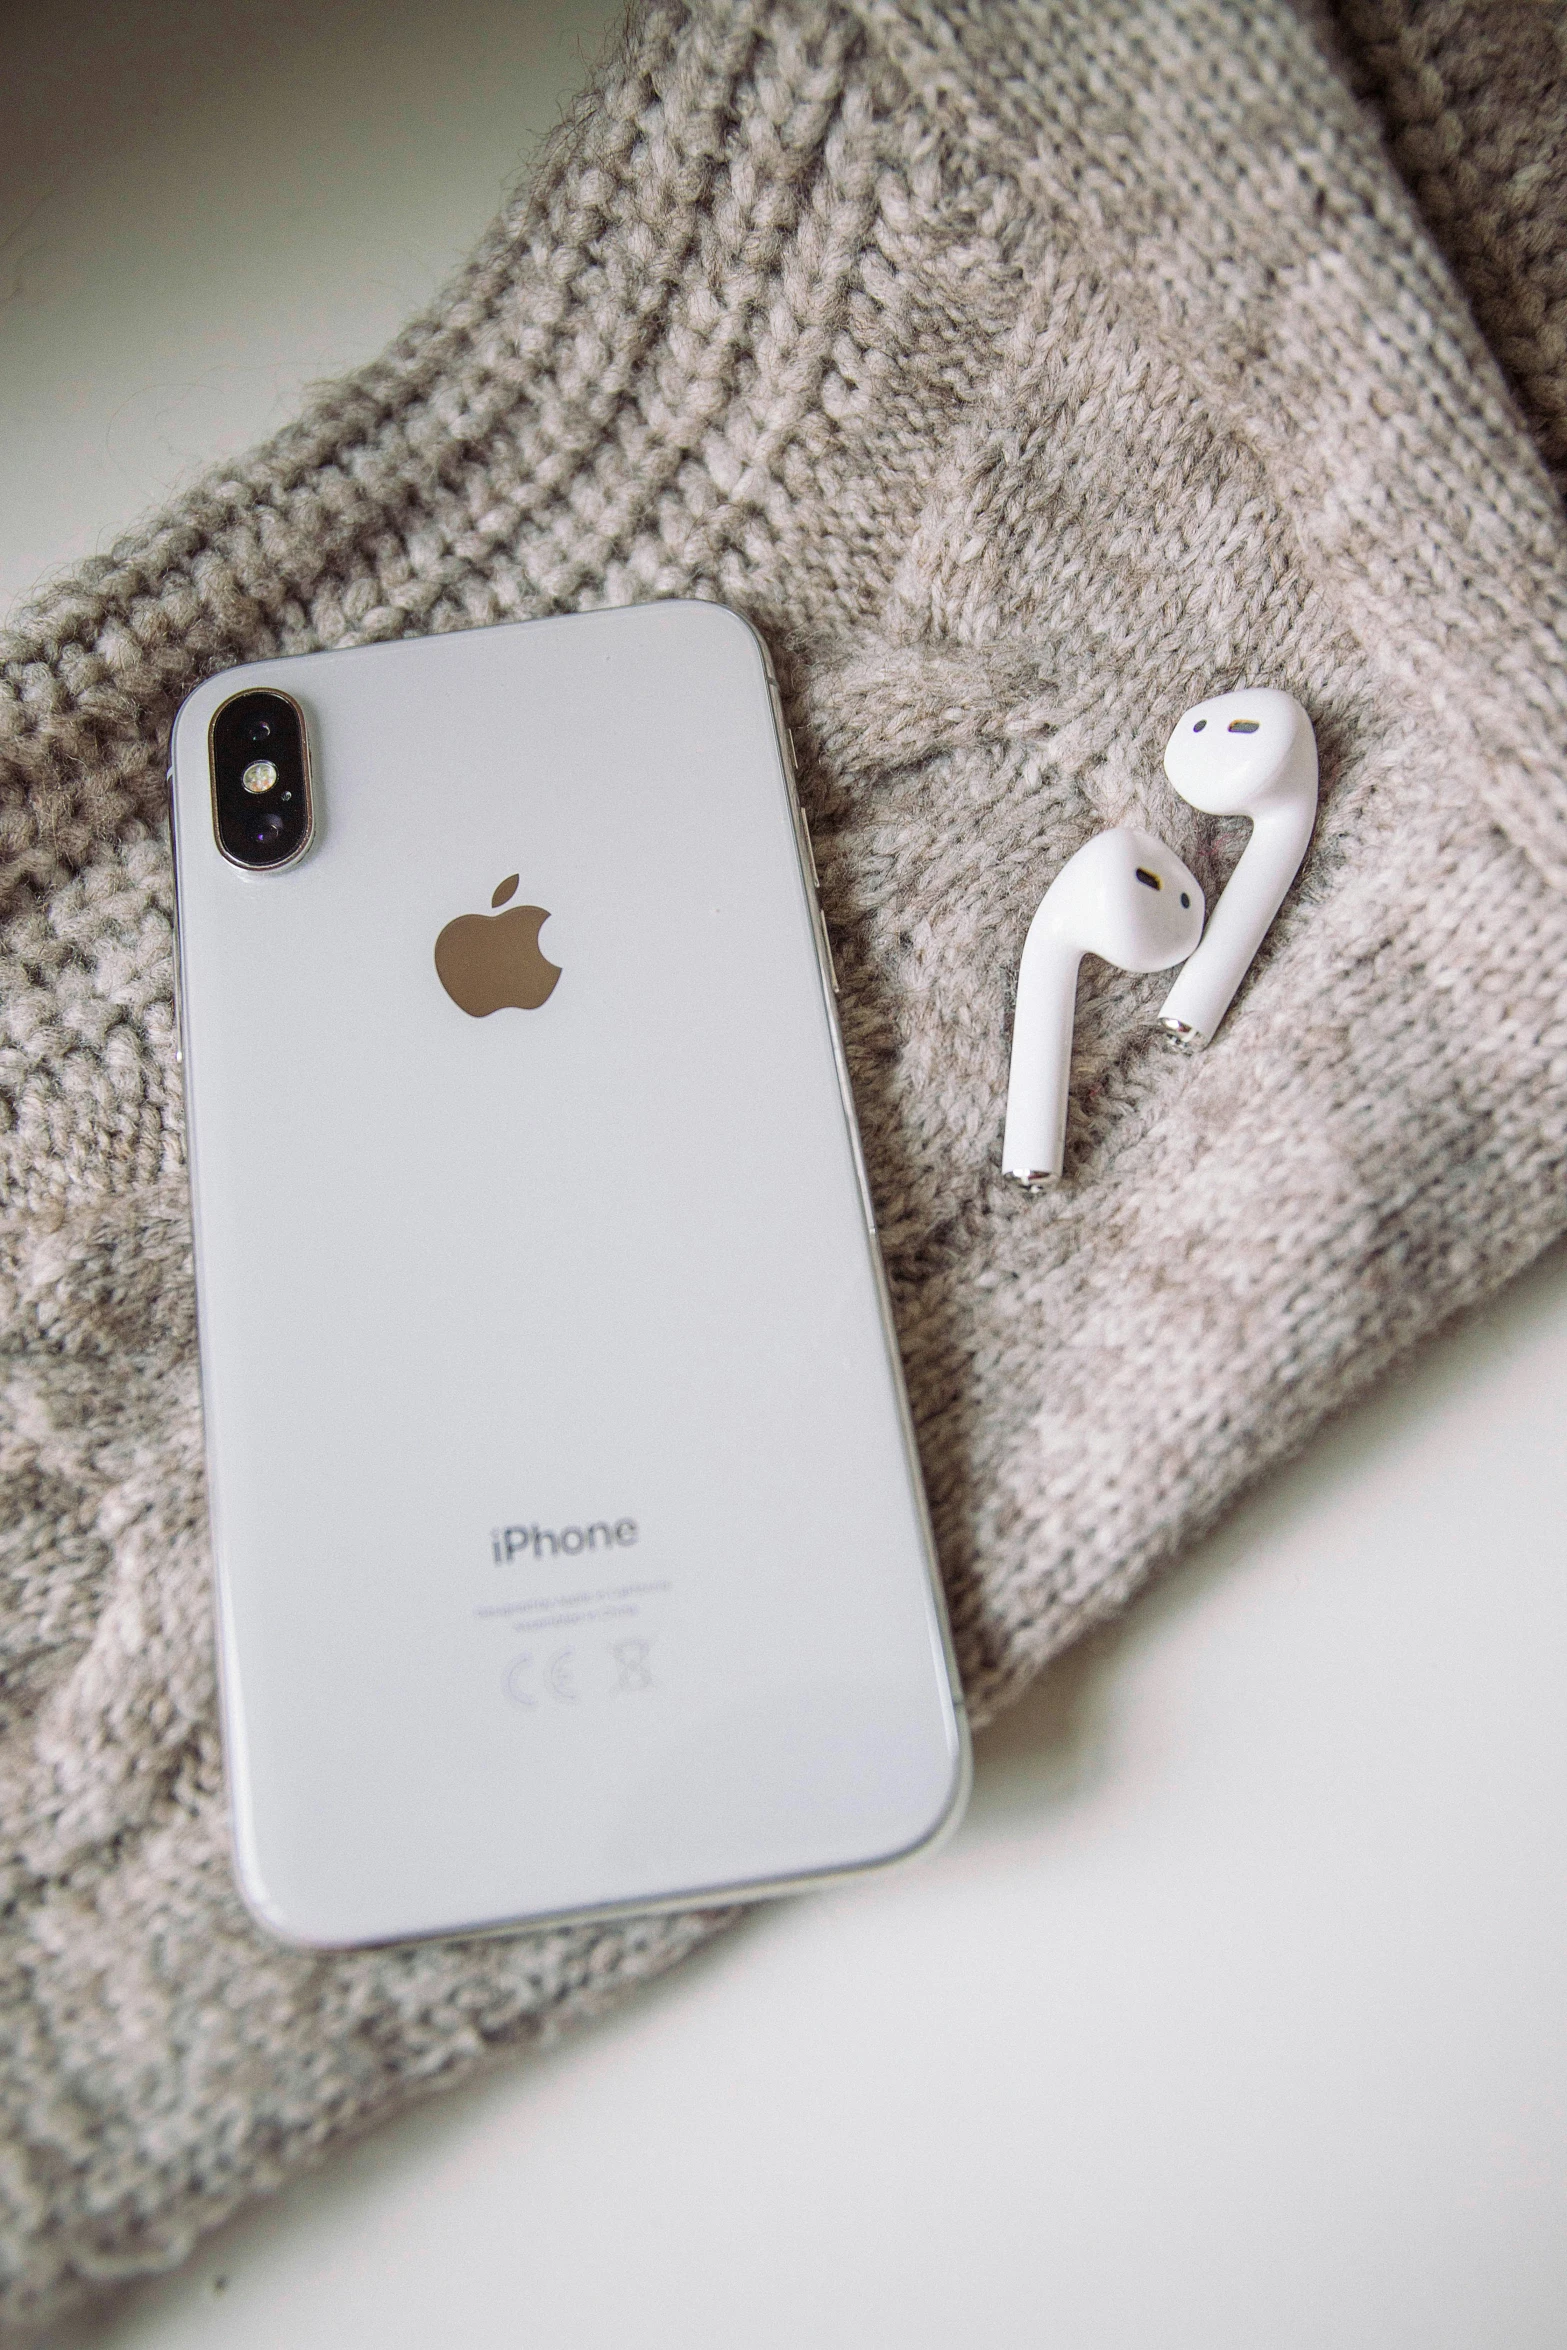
[1159,1017,1206,1050]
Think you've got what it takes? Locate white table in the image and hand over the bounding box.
[10,7,1566,2343]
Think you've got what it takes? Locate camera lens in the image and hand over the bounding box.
[210,690,311,870]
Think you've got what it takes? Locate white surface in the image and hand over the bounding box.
[11,7,1567,2344]
[0,0,625,617]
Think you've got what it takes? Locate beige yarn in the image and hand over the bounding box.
[1334,0,1567,496]
[4,0,1567,2327]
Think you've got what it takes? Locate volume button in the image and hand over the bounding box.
[167,771,184,1067]
[793,808,832,990]
[818,906,839,995]
[770,690,832,989]
[796,808,820,890]
[799,806,820,888]
[769,687,792,766]
[775,697,822,890]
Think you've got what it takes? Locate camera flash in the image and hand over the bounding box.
[242,759,278,795]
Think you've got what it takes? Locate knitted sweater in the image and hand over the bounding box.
[3,0,1567,2326]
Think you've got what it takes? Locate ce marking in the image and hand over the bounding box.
[504,1649,579,1708]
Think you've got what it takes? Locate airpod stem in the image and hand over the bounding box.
[1002,828,1205,1186]
[1157,690,1318,1046]
[1002,934,1080,1183]
[1157,796,1315,1045]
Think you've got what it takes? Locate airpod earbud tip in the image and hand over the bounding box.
[1163,687,1317,817]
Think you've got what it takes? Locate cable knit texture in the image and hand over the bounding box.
[4,0,1567,2327]
[1333,0,1567,496]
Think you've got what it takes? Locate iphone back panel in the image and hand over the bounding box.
[168,601,968,1947]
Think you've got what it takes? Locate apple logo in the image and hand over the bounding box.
[434,874,562,1016]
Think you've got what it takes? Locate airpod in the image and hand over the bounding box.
[1157,687,1318,1049]
[1002,828,1205,1185]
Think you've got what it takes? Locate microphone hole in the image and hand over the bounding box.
[1227,719,1260,733]
[1135,867,1160,890]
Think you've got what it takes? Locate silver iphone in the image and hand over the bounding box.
[168,600,968,1948]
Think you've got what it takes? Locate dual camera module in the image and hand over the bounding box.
[210,691,312,870]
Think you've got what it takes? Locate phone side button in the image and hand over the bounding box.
[166,771,183,1066]
[819,911,839,995]
[769,687,802,781]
